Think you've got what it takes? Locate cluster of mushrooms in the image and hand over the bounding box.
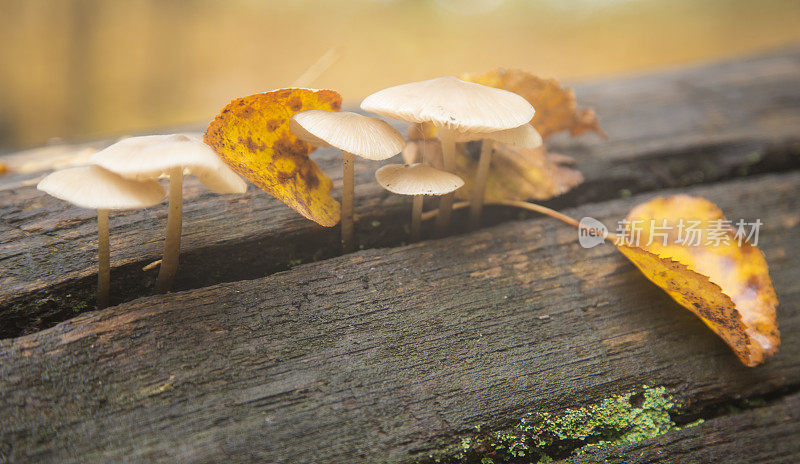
[38,135,246,307]
[37,76,541,308]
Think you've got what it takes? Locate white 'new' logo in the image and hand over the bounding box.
[578,217,608,248]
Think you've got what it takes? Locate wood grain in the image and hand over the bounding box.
[2,170,798,463]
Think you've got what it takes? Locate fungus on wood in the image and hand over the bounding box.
[361,76,534,235]
[375,163,464,241]
[451,123,542,229]
[289,110,405,252]
[89,134,247,293]
[36,165,165,308]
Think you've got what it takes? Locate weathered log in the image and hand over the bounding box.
[2,48,799,337]
[1,169,798,463]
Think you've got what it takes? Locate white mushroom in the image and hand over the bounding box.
[90,134,247,293]
[454,123,542,229]
[452,123,542,146]
[290,110,405,252]
[37,165,166,308]
[375,164,464,241]
[361,77,534,234]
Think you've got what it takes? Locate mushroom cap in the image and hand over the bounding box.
[361,76,535,133]
[289,110,406,161]
[37,165,166,210]
[453,123,543,148]
[89,134,247,194]
[375,163,464,196]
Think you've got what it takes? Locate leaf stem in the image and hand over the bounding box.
[421,199,617,241]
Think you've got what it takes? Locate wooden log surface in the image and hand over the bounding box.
[1,48,800,463]
[2,170,799,463]
[1,47,799,337]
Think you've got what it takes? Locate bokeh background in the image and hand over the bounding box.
[1,0,799,151]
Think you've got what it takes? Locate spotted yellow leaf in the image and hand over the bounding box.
[204,88,342,226]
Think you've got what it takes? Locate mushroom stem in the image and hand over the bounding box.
[97,208,110,309]
[156,167,183,293]
[435,128,457,236]
[419,140,428,164]
[468,139,493,230]
[411,195,423,241]
[341,151,355,253]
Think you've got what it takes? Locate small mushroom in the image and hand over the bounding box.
[37,165,166,308]
[375,164,464,241]
[361,77,534,235]
[90,134,247,293]
[290,110,405,252]
[453,123,542,229]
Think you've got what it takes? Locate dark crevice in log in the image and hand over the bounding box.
[2,137,799,339]
[668,382,800,431]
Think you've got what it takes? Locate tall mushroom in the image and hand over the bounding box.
[37,165,166,308]
[453,123,542,229]
[375,164,464,241]
[361,76,534,235]
[89,134,247,293]
[289,110,405,252]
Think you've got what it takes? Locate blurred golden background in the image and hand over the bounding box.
[1,0,799,150]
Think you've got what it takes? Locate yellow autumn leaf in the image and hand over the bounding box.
[402,139,583,202]
[461,69,605,139]
[204,88,342,227]
[616,195,779,366]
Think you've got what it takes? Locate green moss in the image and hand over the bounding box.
[742,397,766,408]
[570,386,676,454]
[72,297,91,312]
[421,386,681,464]
[680,418,705,429]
